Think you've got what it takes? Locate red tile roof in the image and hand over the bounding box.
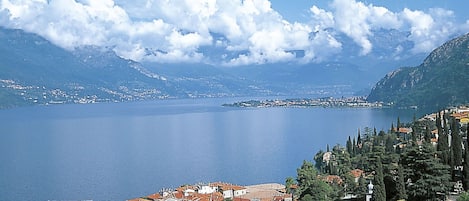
[350,169,364,178]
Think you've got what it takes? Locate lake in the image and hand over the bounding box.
[0,98,418,201]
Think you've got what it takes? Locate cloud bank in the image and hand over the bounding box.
[0,0,468,65]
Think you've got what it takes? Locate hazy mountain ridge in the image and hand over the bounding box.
[0,28,172,107]
[0,27,432,108]
[367,32,469,109]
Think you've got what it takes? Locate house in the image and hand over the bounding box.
[211,182,247,198]
[197,184,218,194]
[396,127,413,140]
[451,111,469,125]
[350,169,364,182]
[322,175,343,185]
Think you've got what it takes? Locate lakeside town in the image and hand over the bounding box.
[222,97,390,109]
[128,182,293,201]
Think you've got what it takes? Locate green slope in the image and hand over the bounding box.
[367,33,469,109]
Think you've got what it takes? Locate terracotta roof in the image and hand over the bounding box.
[322,175,343,185]
[127,198,152,201]
[397,127,412,133]
[233,197,251,201]
[350,169,364,178]
[189,192,224,201]
[211,182,246,191]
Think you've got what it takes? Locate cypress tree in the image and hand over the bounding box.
[438,114,450,165]
[425,125,432,143]
[436,112,442,135]
[357,129,362,154]
[451,120,462,167]
[352,137,357,156]
[396,165,408,200]
[346,136,353,155]
[373,157,386,201]
[385,136,394,153]
[397,116,401,131]
[464,124,469,190]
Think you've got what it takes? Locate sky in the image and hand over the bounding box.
[1,0,468,66]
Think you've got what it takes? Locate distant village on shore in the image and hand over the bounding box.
[222,97,390,109]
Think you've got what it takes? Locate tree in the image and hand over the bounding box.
[396,165,408,200]
[346,136,353,155]
[296,160,333,201]
[357,129,362,152]
[400,143,451,200]
[457,191,469,201]
[314,150,326,173]
[425,125,432,143]
[353,137,357,156]
[373,157,386,201]
[464,124,469,190]
[285,177,296,194]
[438,119,450,165]
[452,119,463,167]
[397,116,401,130]
[385,136,394,153]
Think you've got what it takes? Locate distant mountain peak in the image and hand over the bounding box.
[367,32,469,109]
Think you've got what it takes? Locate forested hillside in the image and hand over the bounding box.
[290,108,469,200]
[367,33,469,109]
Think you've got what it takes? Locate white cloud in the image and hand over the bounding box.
[308,0,467,56]
[0,0,467,66]
[400,8,462,54]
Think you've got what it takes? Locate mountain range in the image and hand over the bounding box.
[0,27,434,108]
[367,32,469,109]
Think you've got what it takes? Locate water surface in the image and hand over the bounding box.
[0,99,416,200]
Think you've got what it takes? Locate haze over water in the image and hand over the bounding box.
[0,98,416,200]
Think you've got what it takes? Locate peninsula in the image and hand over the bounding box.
[223,96,388,108]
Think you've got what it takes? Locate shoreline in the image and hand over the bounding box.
[223,96,389,109]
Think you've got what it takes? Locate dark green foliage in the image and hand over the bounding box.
[296,161,333,201]
[396,165,408,200]
[357,176,368,199]
[397,117,401,130]
[285,177,296,194]
[367,33,469,109]
[452,119,463,167]
[458,191,469,201]
[314,150,326,173]
[438,114,451,165]
[373,158,386,201]
[425,126,432,143]
[385,137,395,153]
[347,136,353,156]
[295,108,462,201]
[464,124,469,190]
[352,137,357,156]
[400,143,451,200]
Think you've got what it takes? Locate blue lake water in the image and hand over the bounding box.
[0,98,417,201]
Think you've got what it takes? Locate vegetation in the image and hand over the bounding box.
[367,33,469,109]
[292,109,469,201]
